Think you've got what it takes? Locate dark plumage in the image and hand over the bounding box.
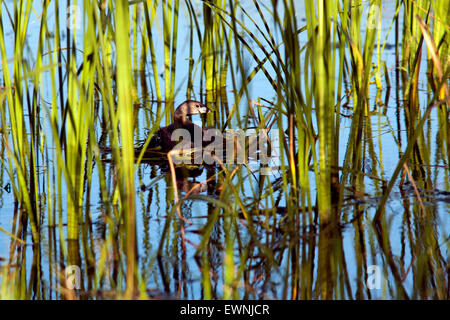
[149,100,211,152]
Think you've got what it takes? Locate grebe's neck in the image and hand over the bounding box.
[174,112,192,126]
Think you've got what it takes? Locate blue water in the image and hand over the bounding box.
[0,0,448,299]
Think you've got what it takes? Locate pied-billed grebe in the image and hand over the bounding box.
[149,100,211,152]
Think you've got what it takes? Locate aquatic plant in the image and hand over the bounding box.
[0,0,448,300]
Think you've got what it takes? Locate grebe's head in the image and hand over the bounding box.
[175,100,211,119]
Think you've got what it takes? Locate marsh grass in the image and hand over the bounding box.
[0,0,448,299]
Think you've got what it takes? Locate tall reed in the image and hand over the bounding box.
[0,0,448,300]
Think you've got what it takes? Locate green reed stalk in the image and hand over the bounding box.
[0,0,40,243]
[162,0,179,119]
[305,0,345,223]
[339,0,380,198]
[115,0,137,298]
[143,0,162,102]
[66,0,82,242]
[430,0,450,72]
